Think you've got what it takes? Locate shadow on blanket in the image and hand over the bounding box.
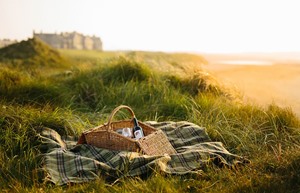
[38,121,250,185]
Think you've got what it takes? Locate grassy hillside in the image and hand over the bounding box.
[0,40,300,192]
[59,49,208,75]
[0,37,70,68]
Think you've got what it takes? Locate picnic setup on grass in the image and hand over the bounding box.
[39,105,249,185]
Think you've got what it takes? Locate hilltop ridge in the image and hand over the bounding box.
[0,37,70,67]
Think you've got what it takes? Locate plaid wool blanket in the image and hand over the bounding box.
[38,121,248,185]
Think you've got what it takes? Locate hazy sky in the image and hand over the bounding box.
[1,0,300,53]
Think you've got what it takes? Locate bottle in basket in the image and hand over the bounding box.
[133,117,144,139]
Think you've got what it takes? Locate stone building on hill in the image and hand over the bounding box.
[33,31,103,51]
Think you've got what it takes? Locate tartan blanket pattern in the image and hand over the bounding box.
[38,121,247,185]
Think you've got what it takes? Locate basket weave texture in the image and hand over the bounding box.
[138,130,176,156]
[77,105,176,155]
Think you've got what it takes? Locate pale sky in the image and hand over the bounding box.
[0,0,300,53]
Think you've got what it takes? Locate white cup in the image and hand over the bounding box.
[122,127,133,138]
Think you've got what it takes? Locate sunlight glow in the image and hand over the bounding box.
[0,0,300,53]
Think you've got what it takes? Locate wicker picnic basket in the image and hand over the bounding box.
[77,105,176,155]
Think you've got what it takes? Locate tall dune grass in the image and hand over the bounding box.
[0,50,300,192]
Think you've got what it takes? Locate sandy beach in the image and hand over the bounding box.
[202,59,300,117]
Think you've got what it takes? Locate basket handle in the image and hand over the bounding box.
[107,105,135,131]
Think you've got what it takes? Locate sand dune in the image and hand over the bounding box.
[203,61,300,117]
